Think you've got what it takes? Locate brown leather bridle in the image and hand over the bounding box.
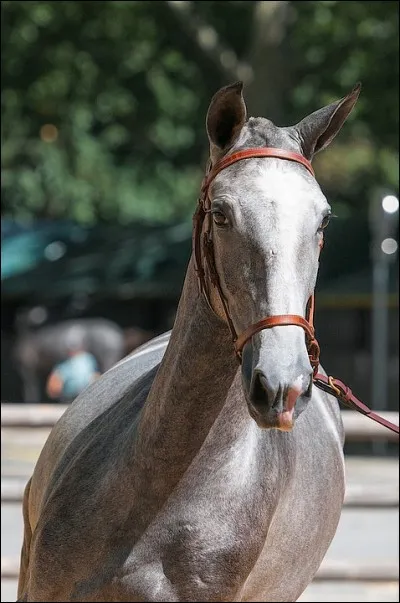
[192,147,399,436]
[193,148,320,371]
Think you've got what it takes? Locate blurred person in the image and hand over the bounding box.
[45,326,100,403]
[14,314,125,402]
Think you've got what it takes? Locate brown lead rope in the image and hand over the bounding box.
[313,373,399,435]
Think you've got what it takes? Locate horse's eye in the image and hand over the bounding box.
[318,214,331,232]
[212,211,228,227]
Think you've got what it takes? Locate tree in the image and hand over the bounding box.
[286,1,399,216]
[1,1,210,223]
[1,1,398,224]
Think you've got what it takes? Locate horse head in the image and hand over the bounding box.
[200,81,360,430]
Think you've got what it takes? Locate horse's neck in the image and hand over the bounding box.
[135,258,240,480]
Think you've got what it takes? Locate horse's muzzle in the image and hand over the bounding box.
[241,342,313,430]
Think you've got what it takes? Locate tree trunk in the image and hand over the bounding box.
[245,1,292,124]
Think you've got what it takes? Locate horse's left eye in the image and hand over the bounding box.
[318,214,331,232]
[212,211,228,227]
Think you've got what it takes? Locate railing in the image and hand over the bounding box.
[2,403,398,439]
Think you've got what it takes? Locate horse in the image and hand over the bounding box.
[17,80,361,602]
[13,317,125,402]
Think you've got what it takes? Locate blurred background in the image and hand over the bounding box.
[1,1,399,601]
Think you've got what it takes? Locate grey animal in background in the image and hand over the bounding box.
[14,317,125,402]
[18,80,360,601]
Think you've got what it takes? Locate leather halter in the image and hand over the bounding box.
[193,147,320,373]
[192,147,399,437]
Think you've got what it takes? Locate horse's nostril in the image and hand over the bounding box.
[249,370,312,412]
[251,371,270,407]
[305,373,313,397]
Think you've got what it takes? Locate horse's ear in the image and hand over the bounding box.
[295,83,361,159]
[206,82,247,156]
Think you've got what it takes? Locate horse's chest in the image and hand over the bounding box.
[31,488,268,602]
[114,516,265,602]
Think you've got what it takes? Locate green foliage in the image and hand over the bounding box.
[1,1,398,224]
[1,0,205,223]
[286,1,399,213]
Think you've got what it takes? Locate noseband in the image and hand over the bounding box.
[192,147,321,374]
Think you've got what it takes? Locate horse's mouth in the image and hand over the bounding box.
[247,402,296,431]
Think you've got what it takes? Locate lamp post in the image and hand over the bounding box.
[369,192,399,456]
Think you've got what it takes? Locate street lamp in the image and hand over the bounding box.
[369,190,399,455]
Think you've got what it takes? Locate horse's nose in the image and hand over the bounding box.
[250,367,313,430]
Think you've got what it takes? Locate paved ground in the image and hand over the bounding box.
[2,579,397,602]
[299,581,399,602]
[1,426,398,602]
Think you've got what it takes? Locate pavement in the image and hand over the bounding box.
[1,426,399,602]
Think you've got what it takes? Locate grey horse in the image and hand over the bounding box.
[17,81,360,602]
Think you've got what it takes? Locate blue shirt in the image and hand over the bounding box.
[54,352,99,398]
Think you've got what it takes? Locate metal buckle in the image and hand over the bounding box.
[328,376,341,397]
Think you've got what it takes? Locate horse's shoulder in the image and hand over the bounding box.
[55,330,171,430]
[45,370,153,490]
[28,332,170,527]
